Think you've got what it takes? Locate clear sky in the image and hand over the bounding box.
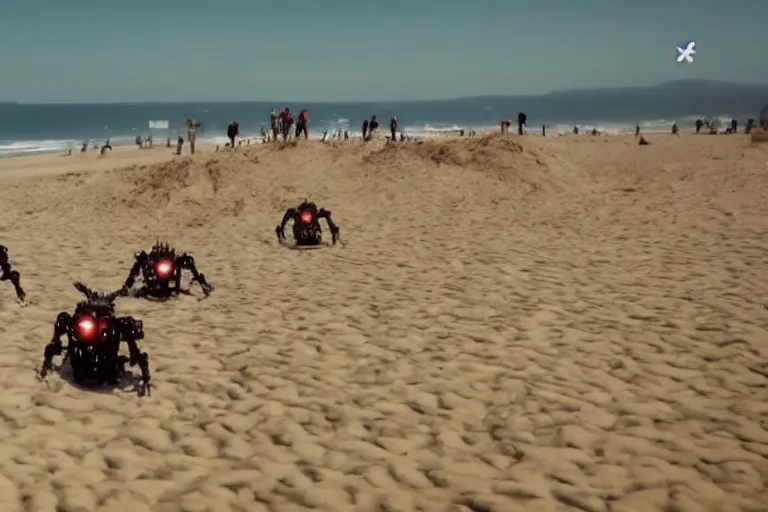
[0,0,765,103]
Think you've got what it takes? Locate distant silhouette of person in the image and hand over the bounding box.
[517,113,527,135]
[730,119,738,134]
[227,121,239,148]
[671,123,678,136]
[635,124,640,137]
[695,119,703,134]
[280,107,293,141]
[573,126,579,135]
[746,118,754,134]
[270,110,279,142]
[362,119,369,140]
[296,109,309,140]
[367,116,379,141]
[390,116,398,141]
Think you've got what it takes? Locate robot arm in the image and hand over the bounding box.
[317,208,340,245]
[177,253,213,296]
[40,312,71,377]
[275,208,298,242]
[119,316,151,396]
[119,252,146,295]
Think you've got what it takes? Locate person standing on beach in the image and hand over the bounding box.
[635,124,640,137]
[227,121,239,148]
[296,109,309,140]
[362,119,369,140]
[390,116,398,142]
[367,116,379,141]
[185,118,200,154]
[517,113,526,135]
[695,119,703,134]
[270,110,279,142]
[281,107,293,141]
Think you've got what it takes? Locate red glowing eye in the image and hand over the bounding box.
[300,211,313,224]
[155,260,173,277]
[76,316,97,343]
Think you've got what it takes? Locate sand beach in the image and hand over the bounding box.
[0,133,766,511]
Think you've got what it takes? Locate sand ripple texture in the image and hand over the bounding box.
[0,134,767,512]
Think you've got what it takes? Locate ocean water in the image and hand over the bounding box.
[0,84,763,157]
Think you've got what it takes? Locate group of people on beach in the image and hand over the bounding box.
[262,107,310,142]
[254,108,408,144]
[65,106,768,157]
[693,117,757,135]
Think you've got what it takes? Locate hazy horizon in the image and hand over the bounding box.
[1,1,766,103]
[3,79,767,107]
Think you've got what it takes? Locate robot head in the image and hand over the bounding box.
[73,308,112,344]
[297,200,318,224]
[150,240,174,255]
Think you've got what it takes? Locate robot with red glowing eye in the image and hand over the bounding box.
[39,282,151,396]
[275,200,340,247]
[0,245,26,304]
[117,241,213,300]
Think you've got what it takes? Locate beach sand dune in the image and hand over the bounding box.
[1,134,767,511]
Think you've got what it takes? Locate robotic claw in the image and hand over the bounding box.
[0,245,26,304]
[275,200,340,247]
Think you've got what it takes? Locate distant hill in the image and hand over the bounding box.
[421,80,768,122]
[321,79,767,122]
[543,79,768,97]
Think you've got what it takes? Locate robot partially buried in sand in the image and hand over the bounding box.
[116,241,214,300]
[275,200,341,247]
[39,282,151,396]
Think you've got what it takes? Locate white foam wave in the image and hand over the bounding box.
[0,136,143,157]
[0,114,752,156]
[0,139,80,156]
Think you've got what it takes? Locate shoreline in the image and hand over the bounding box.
[1,113,753,159]
[0,122,753,161]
